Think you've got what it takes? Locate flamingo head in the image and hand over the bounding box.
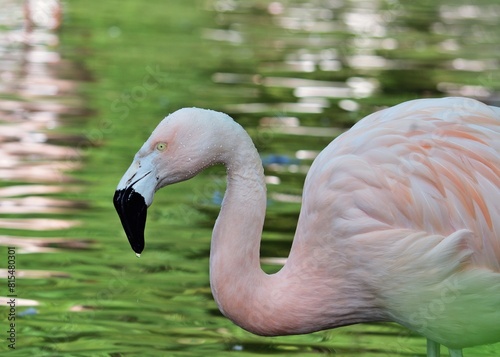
[113,107,237,254]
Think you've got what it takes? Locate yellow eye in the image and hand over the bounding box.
[156,142,167,151]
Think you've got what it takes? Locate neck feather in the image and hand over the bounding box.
[209,123,385,336]
[209,131,267,328]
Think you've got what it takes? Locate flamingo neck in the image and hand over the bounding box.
[209,125,386,336]
[209,134,269,331]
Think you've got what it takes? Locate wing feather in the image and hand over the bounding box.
[300,97,500,271]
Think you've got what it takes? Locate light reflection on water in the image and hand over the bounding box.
[0,234,91,253]
[0,0,85,249]
[209,0,498,115]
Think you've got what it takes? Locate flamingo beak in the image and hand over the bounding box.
[113,186,147,254]
[113,157,156,255]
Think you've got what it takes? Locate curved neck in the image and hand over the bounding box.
[209,127,385,336]
[209,135,269,331]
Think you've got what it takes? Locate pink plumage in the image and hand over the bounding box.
[114,97,500,357]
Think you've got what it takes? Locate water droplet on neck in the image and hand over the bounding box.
[135,253,141,258]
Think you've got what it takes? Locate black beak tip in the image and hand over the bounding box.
[131,241,144,255]
[113,188,148,254]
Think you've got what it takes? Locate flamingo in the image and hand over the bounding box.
[113,97,500,357]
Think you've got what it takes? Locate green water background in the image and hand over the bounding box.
[0,0,499,356]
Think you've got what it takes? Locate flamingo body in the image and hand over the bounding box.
[305,98,500,349]
[114,97,500,356]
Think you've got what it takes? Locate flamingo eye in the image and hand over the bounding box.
[156,142,167,151]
